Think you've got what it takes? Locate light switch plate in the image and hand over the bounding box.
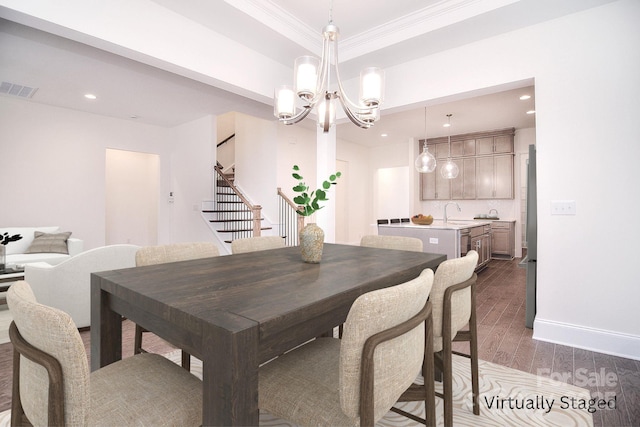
[429,237,438,244]
[551,200,576,215]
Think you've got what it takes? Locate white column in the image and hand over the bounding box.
[316,126,337,242]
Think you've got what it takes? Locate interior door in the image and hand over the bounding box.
[105,148,159,246]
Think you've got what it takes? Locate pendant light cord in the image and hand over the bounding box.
[423,107,428,150]
[447,114,452,157]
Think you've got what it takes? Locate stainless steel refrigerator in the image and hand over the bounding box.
[524,144,537,328]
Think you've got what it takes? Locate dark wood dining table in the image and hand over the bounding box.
[90,243,446,426]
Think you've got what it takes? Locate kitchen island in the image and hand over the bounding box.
[378,220,493,270]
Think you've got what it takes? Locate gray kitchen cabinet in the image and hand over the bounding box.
[470,224,491,271]
[434,142,450,159]
[476,135,514,155]
[491,220,515,259]
[450,158,476,199]
[419,128,514,201]
[476,154,513,199]
[421,168,451,200]
[450,138,476,157]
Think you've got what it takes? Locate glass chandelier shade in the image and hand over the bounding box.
[415,142,437,173]
[441,159,460,179]
[440,114,459,179]
[415,107,436,173]
[274,21,384,133]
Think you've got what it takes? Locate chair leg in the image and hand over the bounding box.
[470,285,480,416]
[11,347,25,427]
[442,338,454,427]
[134,324,143,355]
[181,351,191,371]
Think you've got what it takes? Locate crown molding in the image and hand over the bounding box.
[226,0,521,62]
[340,0,521,61]
[224,0,321,54]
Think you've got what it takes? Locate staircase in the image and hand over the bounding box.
[203,164,272,246]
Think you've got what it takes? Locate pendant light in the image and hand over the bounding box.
[414,107,437,173]
[441,114,459,179]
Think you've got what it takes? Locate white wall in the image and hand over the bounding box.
[167,115,217,243]
[0,97,217,249]
[234,112,278,227]
[216,112,236,172]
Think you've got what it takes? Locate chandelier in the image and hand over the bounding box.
[273,7,385,133]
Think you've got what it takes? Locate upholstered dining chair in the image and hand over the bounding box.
[259,268,436,427]
[231,235,285,254]
[134,242,220,370]
[360,234,423,252]
[8,280,203,427]
[395,250,479,427]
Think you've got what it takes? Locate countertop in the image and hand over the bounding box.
[379,220,493,231]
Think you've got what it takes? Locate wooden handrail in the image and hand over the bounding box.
[277,188,305,237]
[215,165,262,236]
[216,133,235,147]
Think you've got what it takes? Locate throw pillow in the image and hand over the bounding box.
[24,231,72,254]
[0,227,60,254]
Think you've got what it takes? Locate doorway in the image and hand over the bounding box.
[105,149,159,246]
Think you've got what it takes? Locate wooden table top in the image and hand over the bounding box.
[94,243,445,359]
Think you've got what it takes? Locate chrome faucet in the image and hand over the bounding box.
[444,202,461,223]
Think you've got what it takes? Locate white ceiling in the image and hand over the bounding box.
[0,0,615,146]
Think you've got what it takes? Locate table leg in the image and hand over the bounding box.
[201,317,260,426]
[90,276,122,371]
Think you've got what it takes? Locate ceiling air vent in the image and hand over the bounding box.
[0,81,38,98]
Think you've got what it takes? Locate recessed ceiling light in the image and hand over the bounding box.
[520,95,531,100]
[526,110,536,115]
[443,123,451,127]
[84,93,97,100]
[381,133,388,137]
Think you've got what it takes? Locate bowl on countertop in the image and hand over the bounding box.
[411,216,434,225]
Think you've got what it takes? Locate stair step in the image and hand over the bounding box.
[209,218,265,223]
[203,209,252,213]
[217,227,273,233]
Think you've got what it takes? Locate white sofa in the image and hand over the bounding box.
[24,244,140,328]
[1,226,83,266]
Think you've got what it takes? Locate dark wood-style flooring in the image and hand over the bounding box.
[0,257,638,425]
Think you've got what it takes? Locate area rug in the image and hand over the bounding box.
[0,350,593,426]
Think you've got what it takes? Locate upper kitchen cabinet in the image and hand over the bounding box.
[421,167,451,200]
[476,154,513,199]
[476,135,514,155]
[450,138,476,157]
[419,128,515,201]
[418,140,450,159]
[450,158,476,199]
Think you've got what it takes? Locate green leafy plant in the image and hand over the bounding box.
[292,165,341,217]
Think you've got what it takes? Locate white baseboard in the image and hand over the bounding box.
[533,318,640,361]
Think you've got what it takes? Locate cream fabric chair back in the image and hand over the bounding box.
[231,236,285,254]
[339,268,434,421]
[136,242,219,266]
[360,235,423,252]
[430,250,479,350]
[7,281,90,426]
